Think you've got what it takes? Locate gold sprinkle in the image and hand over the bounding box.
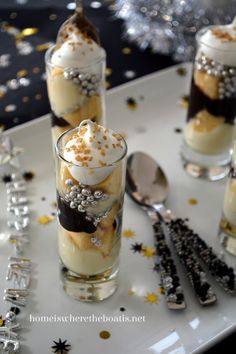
[0,319,4,326]
[128,289,135,295]
[122,229,135,238]
[144,292,159,304]
[122,47,132,55]
[32,67,40,74]
[35,93,42,100]
[99,331,111,340]
[37,215,54,225]
[17,69,28,77]
[142,247,156,258]
[105,67,112,76]
[22,96,29,103]
[16,27,39,39]
[36,43,52,52]
[49,14,57,21]
[159,287,166,295]
[188,198,198,205]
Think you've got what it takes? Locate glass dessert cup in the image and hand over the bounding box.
[219,145,236,255]
[181,26,236,181]
[55,125,127,302]
[45,45,106,147]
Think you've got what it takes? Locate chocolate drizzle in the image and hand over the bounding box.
[57,193,97,233]
[51,112,70,128]
[187,77,236,124]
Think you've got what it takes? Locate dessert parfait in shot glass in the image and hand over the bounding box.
[45,5,106,146]
[181,22,236,180]
[55,120,127,301]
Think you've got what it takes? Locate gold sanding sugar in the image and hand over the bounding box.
[99,331,111,339]
[37,215,54,225]
[188,198,198,205]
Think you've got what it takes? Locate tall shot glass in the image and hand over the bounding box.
[55,126,127,302]
[45,45,106,146]
[181,25,236,181]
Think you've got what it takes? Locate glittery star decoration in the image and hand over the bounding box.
[144,292,159,304]
[122,229,136,238]
[176,67,187,77]
[22,171,35,181]
[142,247,156,258]
[130,242,143,253]
[179,95,189,109]
[37,215,54,225]
[51,338,71,354]
[126,97,137,110]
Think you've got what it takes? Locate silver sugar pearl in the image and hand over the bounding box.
[69,191,76,197]
[82,188,91,197]
[64,71,72,80]
[78,205,86,212]
[207,69,213,75]
[85,73,91,80]
[91,237,97,244]
[81,200,89,207]
[70,201,77,208]
[87,196,94,202]
[91,75,98,83]
[82,80,88,87]
[229,68,236,75]
[101,194,108,200]
[219,87,225,94]
[88,90,95,96]
[5,310,16,323]
[222,70,228,77]
[79,73,86,81]
[94,190,103,199]
[73,77,80,84]
[77,194,85,201]
[224,77,231,84]
[87,83,93,90]
[65,179,73,186]
[219,94,224,100]
[91,201,98,207]
[82,89,88,95]
[71,185,79,191]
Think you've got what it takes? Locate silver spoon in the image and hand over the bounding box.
[126,151,217,307]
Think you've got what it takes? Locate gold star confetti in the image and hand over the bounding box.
[0,318,4,326]
[32,67,40,74]
[144,292,159,304]
[188,198,198,205]
[179,95,189,109]
[99,331,111,340]
[35,93,42,100]
[159,287,165,295]
[122,229,136,238]
[36,43,52,52]
[17,69,28,78]
[142,247,156,258]
[105,67,112,76]
[16,28,39,39]
[122,47,132,55]
[37,215,54,225]
[22,96,29,103]
[49,14,57,21]
[128,289,135,295]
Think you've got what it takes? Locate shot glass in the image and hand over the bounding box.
[55,126,127,301]
[219,143,236,255]
[181,25,236,180]
[45,45,106,146]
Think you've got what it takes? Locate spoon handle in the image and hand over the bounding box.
[168,221,217,306]
[153,221,186,309]
[169,219,236,294]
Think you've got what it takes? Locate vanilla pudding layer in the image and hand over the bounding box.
[223,179,236,226]
[59,224,121,275]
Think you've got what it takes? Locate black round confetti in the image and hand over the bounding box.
[10,306,20,315]
[119,307,126,312]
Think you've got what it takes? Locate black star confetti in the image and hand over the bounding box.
[176,67,187,77]
[174,127,182,133]
[22,171,35,181]
[126,97,137,110]
[51,338,71,354]
[1,174,12,183]
[130,242,143,253]
[120,307,126,312]
[10,306,20,315]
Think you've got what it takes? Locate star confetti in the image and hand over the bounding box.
[174,127,182,133]
[159,287,166,295]
[122,229,136,238]
[1,174,12,183]
[37,215,54,225]
[126,97,137,110]
[144,292,159,304]
[22,171,35,181]
[142,247,156,258]
[179,95,189,109]
[51,338,71,353]
[188,198,198,205]
[130,242,143,253]
[176,67,187,77]
[99,331,111,340]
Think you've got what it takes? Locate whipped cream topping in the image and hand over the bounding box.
[63,120,126,185]
[198,24,236,66]
[51,29,105,69]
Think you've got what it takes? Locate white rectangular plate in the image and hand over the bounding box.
[0,64,236,354]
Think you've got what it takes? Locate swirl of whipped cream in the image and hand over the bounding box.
[51,30,105,69]
[63,120,127,185]
[198,24,236,67]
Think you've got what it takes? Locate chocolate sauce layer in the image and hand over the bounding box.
[57,193,97,233]
[187,77,236,124]
[51,112,70,127]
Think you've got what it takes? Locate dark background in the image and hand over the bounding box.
[0,1,235,352]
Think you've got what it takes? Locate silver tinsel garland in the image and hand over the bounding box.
[114,0,236,61]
